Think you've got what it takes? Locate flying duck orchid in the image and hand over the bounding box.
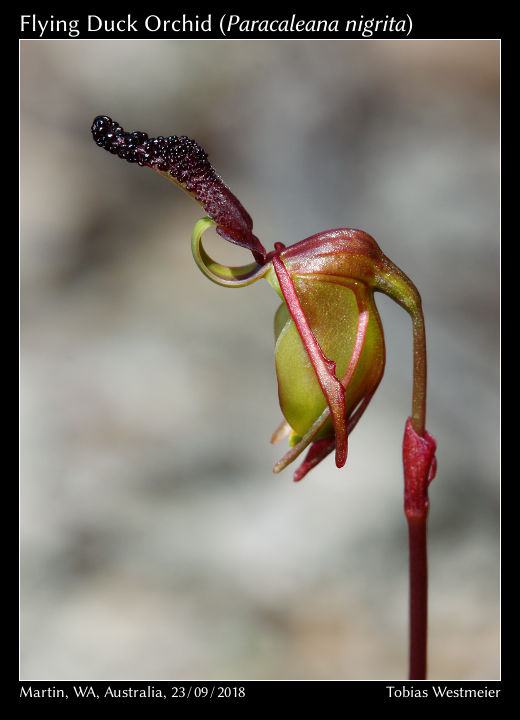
[91,116,437,678]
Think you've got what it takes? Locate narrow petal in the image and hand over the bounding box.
[271,272,374,475]
[293,438,336,483]
[272,256,348,468]
[271,419,292,445]
[273,406,331,473]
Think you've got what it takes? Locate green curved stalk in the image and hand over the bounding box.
[191,218,269,287]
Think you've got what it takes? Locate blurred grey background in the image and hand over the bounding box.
[20,40,499,680]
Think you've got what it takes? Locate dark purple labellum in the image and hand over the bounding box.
[91,116,266,263]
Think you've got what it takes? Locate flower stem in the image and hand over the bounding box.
[403,410,436,679]
[410,308,427,437]
[407,514,428,679]
[376,259,436,679]
[406,307,430,679]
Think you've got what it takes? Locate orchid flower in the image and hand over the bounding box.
[91,116,437,679]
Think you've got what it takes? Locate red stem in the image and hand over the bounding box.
[407,515,428,679]
[403,417,437,679]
